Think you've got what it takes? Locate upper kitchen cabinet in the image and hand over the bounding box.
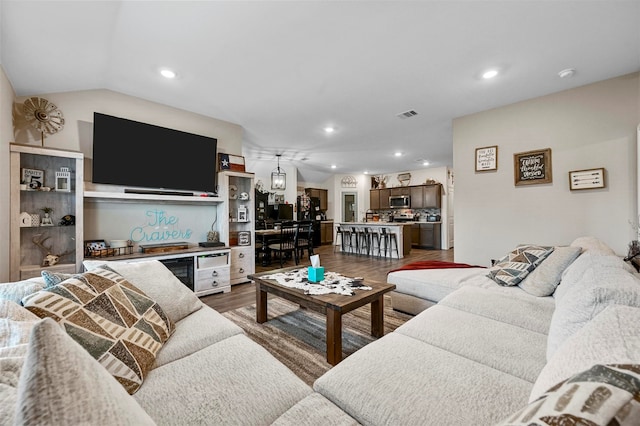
[379,188,391,209]
[422,184,442,208]
[304,188,328,211]
[390,187,410,196]
[369,189,380,210]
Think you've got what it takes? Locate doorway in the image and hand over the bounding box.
[342,192,357,222]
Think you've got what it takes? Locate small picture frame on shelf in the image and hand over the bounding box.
[237,206,247,222]
[55,167,72,192]
[21,168,44,190]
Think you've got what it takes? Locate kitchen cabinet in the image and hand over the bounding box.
[410,186,424,208]
[370,184,441,210]
[411,223,441,249]
[320,221,334,245]
[304,188,328,211]
[379,189,391,209]
[423,184,442,208]
[369,190,380,210]
[390,187,410,196]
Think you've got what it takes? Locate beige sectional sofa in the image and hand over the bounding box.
[1,260,354,425]
[2,236,640,425]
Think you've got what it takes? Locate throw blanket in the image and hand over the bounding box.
[388,260,486,274]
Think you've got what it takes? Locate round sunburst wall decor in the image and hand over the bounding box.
[23,97,65,145]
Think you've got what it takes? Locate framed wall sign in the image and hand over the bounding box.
[514,148,552,186]
[569,168,605,190]
[475,146,498,172]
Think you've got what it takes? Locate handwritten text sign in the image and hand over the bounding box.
[475,146,498,171]
[130,210,193,243]
[514,148,552,186]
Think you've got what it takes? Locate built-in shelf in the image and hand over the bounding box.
[83,190,223,204]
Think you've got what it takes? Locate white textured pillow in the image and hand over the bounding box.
[14,318,156,425]
[531,305,640,402]
[518,246,581,297]
[83,259,203,323]
[570,235,616,256]
[546,259,640,360]
[0,280,45,304]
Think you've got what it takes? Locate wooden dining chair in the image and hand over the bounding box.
[267,223,298,267]
[295,221,314,263]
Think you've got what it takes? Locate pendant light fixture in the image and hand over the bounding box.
[271,154,286,190]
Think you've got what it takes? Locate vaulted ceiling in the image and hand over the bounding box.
[2,1,639,183]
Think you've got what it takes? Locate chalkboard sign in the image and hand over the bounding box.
[514,148,552,186]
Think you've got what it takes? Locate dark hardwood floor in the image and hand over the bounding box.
[200,244,454,313]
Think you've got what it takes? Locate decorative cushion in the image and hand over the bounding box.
[0,279,45,304]
[41,270,75,287]
[518,246,581,297]
[22,267,175,394]
[570,236,616,256]
[497,364,640,425]
[531,305,640,402]
[546,257,640,360]
[487,245,554,286]
[83,259,203,323]
[14,318,156,425]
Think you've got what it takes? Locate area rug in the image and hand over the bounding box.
[222,295,412,386]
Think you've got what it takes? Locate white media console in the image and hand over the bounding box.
[86,247,232,297]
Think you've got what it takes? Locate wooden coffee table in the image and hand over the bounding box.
[249,267,396,365]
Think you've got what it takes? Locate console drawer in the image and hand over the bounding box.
[195,267,230,293]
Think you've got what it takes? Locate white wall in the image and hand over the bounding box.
[13,89,242,159]
[0,65,15,281]
[453,73,640,265]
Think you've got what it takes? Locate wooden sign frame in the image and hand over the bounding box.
[475,146,498,172]
[569,168,605,190]
[514,148,552,186]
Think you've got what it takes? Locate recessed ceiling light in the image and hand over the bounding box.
[482,69,498,79]
[330,164,337,169]
[394,152,402,157]
[423,161,430,166]
[364,171,369,175]
[558,68,576,78]
[160,69,176,79]
[324,126,335,134]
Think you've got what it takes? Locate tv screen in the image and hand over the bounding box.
[92,112,217,193]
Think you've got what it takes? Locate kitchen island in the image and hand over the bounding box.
[335,222,412,258]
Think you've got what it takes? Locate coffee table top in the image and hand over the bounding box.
[250,267,396,313]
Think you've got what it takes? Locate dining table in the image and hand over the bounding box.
[254,228,281,266]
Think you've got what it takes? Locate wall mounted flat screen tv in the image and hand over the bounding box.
[92,112,217,193]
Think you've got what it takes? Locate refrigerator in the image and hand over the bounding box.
[297,196,322,247]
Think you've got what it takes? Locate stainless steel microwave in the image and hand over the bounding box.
[389,195,410,209]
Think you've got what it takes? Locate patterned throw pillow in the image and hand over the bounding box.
[487,245,554,287]
[497,364,640,425]
[22,267,174,394]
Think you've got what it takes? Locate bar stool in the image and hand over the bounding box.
[362,227,380,257]
[379,227,399,259]
[348,226,359,254]
[366,228,380,257]
[334,226,347,253]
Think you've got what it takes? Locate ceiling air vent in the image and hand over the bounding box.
[396,110,418,119]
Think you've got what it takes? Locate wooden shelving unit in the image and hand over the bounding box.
[10,144,84,281]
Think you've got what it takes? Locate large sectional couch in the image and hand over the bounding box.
[2,236,640,425]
